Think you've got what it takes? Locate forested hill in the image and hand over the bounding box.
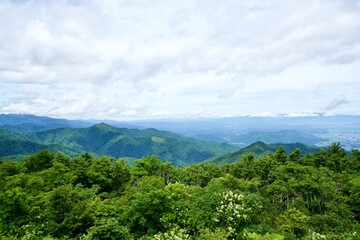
[0,113,91,130]
[0,123,237,166]
[205,141,320,165]
[1,143,359,239]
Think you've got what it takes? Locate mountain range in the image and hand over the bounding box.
[0,114,358,166]
[129,115,360,149]
[0,123,237,166]
[2,114,359,149]
[205,141,320,165]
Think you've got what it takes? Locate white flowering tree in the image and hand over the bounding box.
[151,227,190,240]
[214,190,254,237]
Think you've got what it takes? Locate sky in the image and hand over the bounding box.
[0,0,359,120]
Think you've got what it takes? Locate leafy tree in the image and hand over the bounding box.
[197,228,230,240]
[44,184,97,238]
[69,153,93,187]
[246,232,285,240]
[86,156,130,193]
[214,191,252,237]
[228,153,257,180]
[122,176,167,237]
[161,182,194,230]
[0,185,30,236]
[277,208,309,238]
[151,226,190,240]
[349,176,360,221]
[83,218,132,240]
[181,163,222,187]
[288,148,302,162]
[274,146,287,164]
[0,160,24,178]
[38,161,76,191]
[130,155,164,181]
[21,150,54,172]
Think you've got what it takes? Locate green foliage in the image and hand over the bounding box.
[43,184,97,238]
[0,143,359,239]
[180,163,222,187]
[151,227,190,240]
[21,150,55,172]
[124,176,167,237]
[83,218,133,240]
[277,208,309,237]
[197,228,231,239]
[0,159,24,177]
[86,156,130,192]
[246,232,285,240]
[214,191,252,237]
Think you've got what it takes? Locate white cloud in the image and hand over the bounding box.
[323,95,349,111]
[120,110,137,117]
[0,0,359,119]
[151,111,171,118]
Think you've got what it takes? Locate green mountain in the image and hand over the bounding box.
[228,130,324,145]
[0,123,75,133]
[0,114,135,133]
[0,114,90,128]
[0,129,31,141]
[205,141,320,165]
[0,123,237,166]
[0,140,83,160]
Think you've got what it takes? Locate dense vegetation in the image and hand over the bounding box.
[1,143,359,239]
[205,141,320,165]
[0,123,237,166]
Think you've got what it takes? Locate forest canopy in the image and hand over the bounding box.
[1,143,360,239]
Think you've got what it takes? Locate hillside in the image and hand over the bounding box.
[0,114,135,133]
[0,123,77,133]
[0,123,237,166]
[227,130,324,145]
[205,141,320,165]
[0,114,90,128]
[0,140,83,159]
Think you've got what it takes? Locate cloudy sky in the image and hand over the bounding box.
[0,0,359,120]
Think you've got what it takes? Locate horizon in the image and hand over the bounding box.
[0,1,359,119]
[1,112,360,123]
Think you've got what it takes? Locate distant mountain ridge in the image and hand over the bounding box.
[0,114,136,133]
[0,123,237,166]
[204,141,320,165]
[128,115,360,149]
[0,114,88,126]
[1,114,359,150]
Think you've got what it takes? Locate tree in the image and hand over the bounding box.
[0,160,24,178]
[86,157,130,193]
[44,184,97,238]
[277,208,309,238]
[181,163,222,187]
[122,176,167,237]
[130,155,163,181]
[83,218,132,240]
[69,153,93,187]
[288,148,302,162]
[274,146,287,164]
[22,150,54,172]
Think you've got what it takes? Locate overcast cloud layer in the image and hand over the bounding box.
[0,0,359,120]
